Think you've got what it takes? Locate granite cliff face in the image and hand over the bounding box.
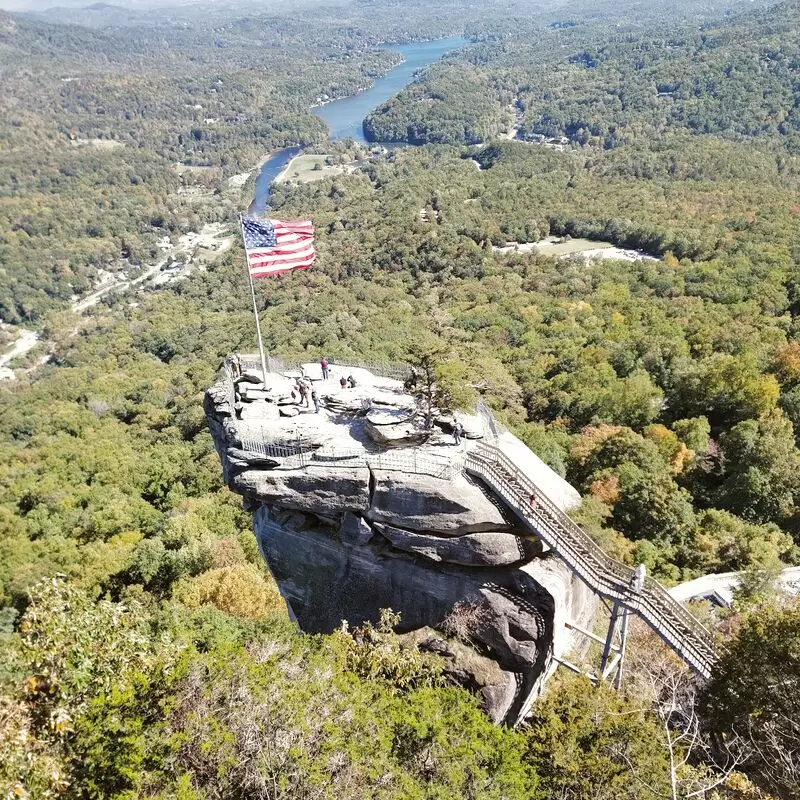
[205,359,595,724]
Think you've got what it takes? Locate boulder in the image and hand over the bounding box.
[232,465,371,514]
[374,523,542,566]
[205,363,595,722]
[366,470,515,535]
[434,413,484,439]
[234,373,262,386]
[401,628,518,724]
[205,382,234,419]
[279,406,300,417]
[226,447,280,471]
[339,512,374,546]
[238,402,281,421]
[365,420,431,447]
[366,407,415,425]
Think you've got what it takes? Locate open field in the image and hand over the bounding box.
[493,236,659,261]
[274,154,354,184]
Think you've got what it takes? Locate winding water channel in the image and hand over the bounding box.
[252,36,468,212]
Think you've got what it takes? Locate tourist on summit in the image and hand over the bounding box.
[347,374,357,388]
[453,420,463,446]
[320,357,329,380]
[297,379,309,407]
[311,389,320,414]
[340,375,348,388]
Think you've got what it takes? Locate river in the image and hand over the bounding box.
[252,36,469,213]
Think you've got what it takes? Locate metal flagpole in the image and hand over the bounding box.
[239,214,270,383]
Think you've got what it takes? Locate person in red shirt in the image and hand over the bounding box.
[320,357,329,380]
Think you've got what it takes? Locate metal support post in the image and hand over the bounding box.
[599,599,623,677]
[613,606,631,690]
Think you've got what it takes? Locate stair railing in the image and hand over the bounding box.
[465,443,718,678]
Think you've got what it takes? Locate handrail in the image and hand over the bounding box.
[466,443,718,678]
[237,427,458,480]
[237,353,411,381]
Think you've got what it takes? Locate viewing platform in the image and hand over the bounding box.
[208,353,581,506]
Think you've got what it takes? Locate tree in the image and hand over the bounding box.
[689,509,795,575]
[523,674,672,800]
[570,428,696,550]
[624,634,753,800]
[670,355,779,430]
[166,634,536,800]
[406,342,442,428]
[716,410,800,524]
[174,564,284,621]
[1,579,179,799]
[406,342,475,425]
[702,599,800,799]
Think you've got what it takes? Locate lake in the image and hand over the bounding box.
[316,37,469,143]
[252,36,469,213]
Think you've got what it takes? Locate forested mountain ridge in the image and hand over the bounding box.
[2,0,800,797]
[366,0,800,150]
[0,9,403,323]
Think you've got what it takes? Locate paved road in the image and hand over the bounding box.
[669,566,800,606]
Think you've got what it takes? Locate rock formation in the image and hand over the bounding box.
[206,358,595,724]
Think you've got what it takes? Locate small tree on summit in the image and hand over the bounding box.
[406,343,475,427]
[407,343,441,428]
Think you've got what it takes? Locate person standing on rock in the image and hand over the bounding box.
[320,357,329,380]
[339,375,348,389]
[297,379,309,408]
[453,419,463,446]
[311,389,320,414]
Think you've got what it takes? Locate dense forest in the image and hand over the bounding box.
[2,0,800,797]
[364,0,800,150]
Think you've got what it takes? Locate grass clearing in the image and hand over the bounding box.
[274,154,351,184]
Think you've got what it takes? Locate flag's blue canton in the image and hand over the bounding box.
[243,217,277,248]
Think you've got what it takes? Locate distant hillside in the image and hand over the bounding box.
[362,0,800,150]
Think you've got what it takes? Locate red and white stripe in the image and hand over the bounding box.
[246,219,316,278]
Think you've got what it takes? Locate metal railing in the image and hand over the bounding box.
[237,427,458,480]
[237,354,410,381]
[227,354,454,478]
[465,443,719,679]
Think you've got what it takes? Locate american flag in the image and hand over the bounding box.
[241,215,315,278]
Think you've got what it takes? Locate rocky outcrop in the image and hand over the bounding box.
[232,466,371,515]
[205,365,594,724]
[366,470,515,535]
[401,628,518,722]
[253,504,595,723]
[374,523,543,566]
[339,511,374,545]
[365,419,431,447]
